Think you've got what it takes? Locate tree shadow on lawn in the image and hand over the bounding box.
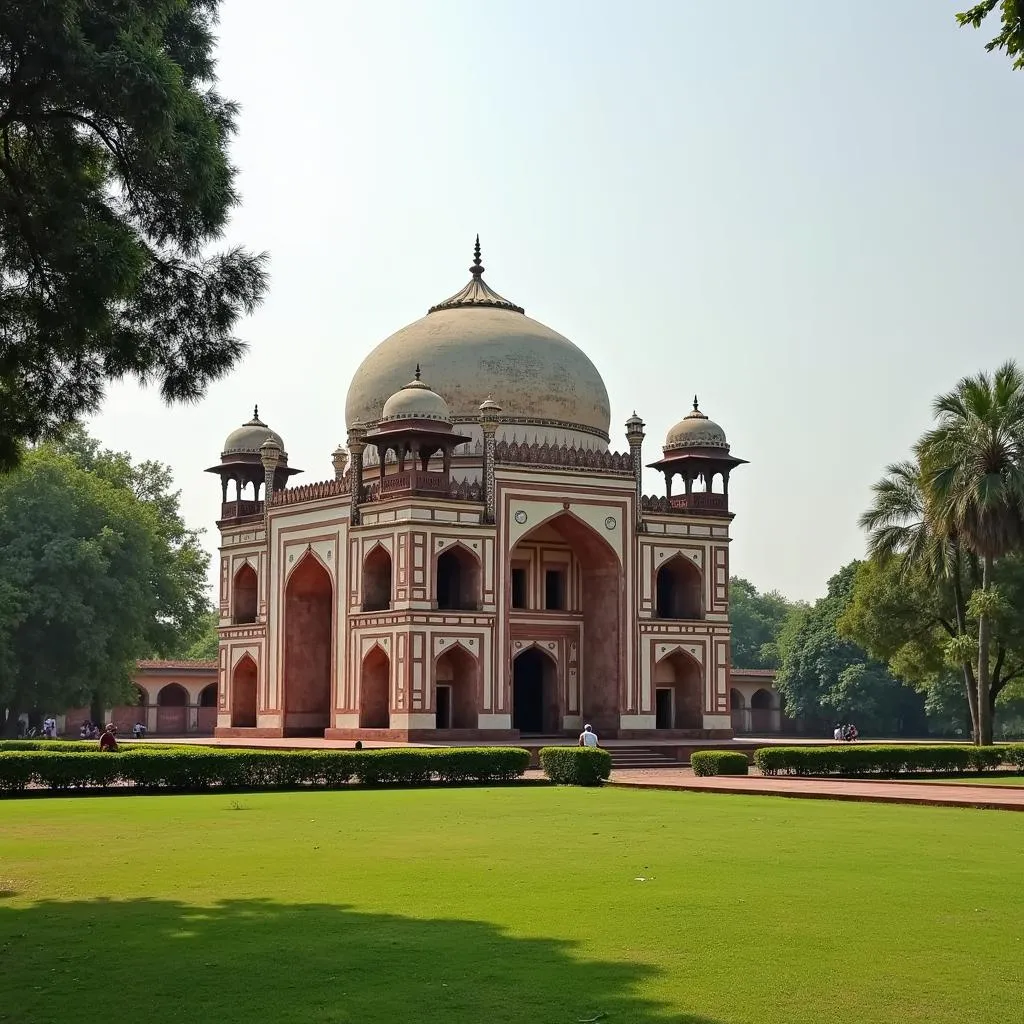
[0,897,725,1024]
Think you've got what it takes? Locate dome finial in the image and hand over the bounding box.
[253,404,259,419]
[693,395,699,411]
[470,235,484,277]
[415,363,421,381]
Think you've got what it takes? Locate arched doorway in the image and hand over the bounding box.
[156,683,188,735]
[509,512,623,732]
[284,554,333,733]
[436,545,481,611]
[231,656,258,728]
[730,688,749,734]
[362,545,391,611]
[435,645,479,729]
[512,647,559,734]
[233,563,258,624]
[655,555,703,619]
[359,646,390,728]
[653,651,703,730]
[750,688,776,733]
[197,683,218,733]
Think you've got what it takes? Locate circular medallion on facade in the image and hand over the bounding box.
[514,510,527,524]
[604,516,616,530]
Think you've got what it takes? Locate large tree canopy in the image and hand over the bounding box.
[775,562,928,737]
[0,0,267,469]
[729,577,806,670]
[0,434,211,733]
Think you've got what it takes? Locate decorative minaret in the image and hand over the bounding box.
[259,436,283,522]
[332,444,349,483]
[479,395,501,523]
[625,411,645,528]
[347,421,367,525]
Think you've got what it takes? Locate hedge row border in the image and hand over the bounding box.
[0,747,531,795]
[753,744,1024,777]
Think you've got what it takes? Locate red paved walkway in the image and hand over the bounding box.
[609,769,1024,811]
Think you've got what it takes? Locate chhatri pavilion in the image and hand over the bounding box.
[208,241,750,740]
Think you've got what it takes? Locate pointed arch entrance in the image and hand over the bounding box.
[233,563,258,624]
[509,511,623,731]
[655,554,702,620]
[512,647,559,734]
[284,554,333,733]
[435,644,479,729]
[653,650,704,730]
[156,683,188,734]
[359,645,390,729]
[231,655,258,728]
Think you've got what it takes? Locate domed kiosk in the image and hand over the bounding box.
[345,238,611,453]
[210,240,761,745]
[206,407,301,522]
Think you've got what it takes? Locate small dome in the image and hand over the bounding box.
[379,369,452,426]
[664,397,728,452]
[222,406,286,459]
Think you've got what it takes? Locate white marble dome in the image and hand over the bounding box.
[222,407,286,459]
[345,242,611,444]
[664,399,729,452]
[379,373,452,426]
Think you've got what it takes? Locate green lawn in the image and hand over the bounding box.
[913,774,1024,786]
[1,788,1021,1024]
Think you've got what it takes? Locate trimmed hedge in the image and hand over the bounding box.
[754,744,1024,777]
[690,750,749,776]
[538,746,612,786]
[0,746,531,794]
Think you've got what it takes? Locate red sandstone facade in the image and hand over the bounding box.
[210,246,754,741]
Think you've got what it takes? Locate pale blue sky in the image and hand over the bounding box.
[88,0,1022,602]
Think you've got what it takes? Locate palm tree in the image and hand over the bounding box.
[859,459,979,739]
[917,361,1024,745]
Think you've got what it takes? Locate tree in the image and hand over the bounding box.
[0,448,164,733]
[775,562,927,737]
[51,425,211,658]
[728,578,804,669]
[918,362,1024,743]
[957,2,1024,69]
[0,1,267,470]
[183,609,219,661]
[857,458,980,738]
[838,556,1024,737]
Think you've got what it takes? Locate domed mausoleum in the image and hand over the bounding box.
[209,241,754,743]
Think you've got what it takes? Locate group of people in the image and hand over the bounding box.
[833,723,859,742]
[78,720,103,740]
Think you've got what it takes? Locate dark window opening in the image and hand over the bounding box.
[544,569,566,611]
[511,568,528,609]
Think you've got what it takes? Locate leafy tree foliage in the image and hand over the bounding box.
[917,362,1024,743]
[0,434,212,733]
[728,577,806,669]
[841,555,1024,737]
[775,563,927,737]
[958,1,1024,69]
[0,0,267,469]
[183,609,219,661]
[51,426,211,658]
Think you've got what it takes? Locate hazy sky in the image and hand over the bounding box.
[87,0,1022,603]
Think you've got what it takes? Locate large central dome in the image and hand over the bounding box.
[344,240,611,444]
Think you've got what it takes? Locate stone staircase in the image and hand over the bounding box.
[607,745,687,770]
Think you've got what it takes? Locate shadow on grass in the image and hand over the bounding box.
[0,897,722,1024]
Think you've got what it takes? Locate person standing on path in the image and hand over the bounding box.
[579,724,599,748]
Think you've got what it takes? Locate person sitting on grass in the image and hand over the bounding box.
[98,724,118,753]
[578,724,599,748]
